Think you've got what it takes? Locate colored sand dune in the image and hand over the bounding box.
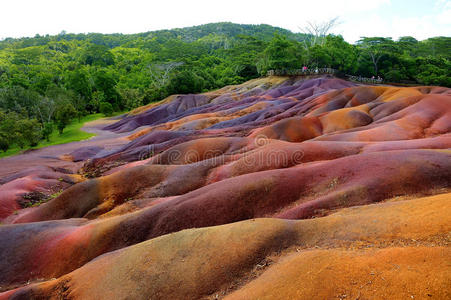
[0,75,450,299]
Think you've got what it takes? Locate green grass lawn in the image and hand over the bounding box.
[0,113,105,159]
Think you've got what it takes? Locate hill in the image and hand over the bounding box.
[0,75,450,299]
[1,22,449,155]
[0,22,308,48]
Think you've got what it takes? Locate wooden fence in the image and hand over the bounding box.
[266,68,336,76]
[347,75,383,84]
[266,68,384,84]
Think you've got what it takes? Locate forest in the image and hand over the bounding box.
[0,22,450,153]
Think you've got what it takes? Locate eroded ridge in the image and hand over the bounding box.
[0,76,450,299]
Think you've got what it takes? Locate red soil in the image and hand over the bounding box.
[0,76,449,299]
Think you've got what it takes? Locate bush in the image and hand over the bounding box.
[42,122,53,141]
[99,102,114,116]
[143,88,169,103]
[0,136,9,152]
[55,102,77,134]
[167,71,205,95]
[384,70,403,82]
[119,88,144,110]
[16,119,42,147]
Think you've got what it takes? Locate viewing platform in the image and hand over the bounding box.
[266,68,384,84]
[266,68,336,76]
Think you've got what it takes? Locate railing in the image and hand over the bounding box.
[266,68,384,84]
[347,75,383,84]
[266,68,336,76]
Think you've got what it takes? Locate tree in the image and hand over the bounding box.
[397,36,419,56]
[55,102,76,134]
[119,88,144,110]
[16,119,41,147]
[148,62,184,90]
[91,91,105,113]
[0,110,14,151]
[300,17,340,48]
[322,35,358,73]
[15,132,26,149]
[80,44,115,66]
[167,70,205,95]
[93,69,121,109]
[420,37,451,59]
[65,68,93,101]
[357,37,397,76]
[262,34,302,72]
[0,86,41,116]
[415,57,451,86]
[35,97,56,124]
[42,122,53,141]
[0,110,19,149]
[226,35,266,79]
[72,94,87,122]
[0,136,8,152]
[384,69,403,82]
[307,44,330,68]
[99,102,114,116]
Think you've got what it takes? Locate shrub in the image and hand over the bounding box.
[55,102,77,134]
[0,136,9,152]
[17,119,42,147]
[99,102,114,116]
[384,70,403,82]
[42,122,53,141]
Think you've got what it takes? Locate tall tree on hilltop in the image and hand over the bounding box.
[357,37,397,76]
[299,17,340,49]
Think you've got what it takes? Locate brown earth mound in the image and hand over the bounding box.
[0,75,450,299]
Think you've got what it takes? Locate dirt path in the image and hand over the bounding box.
[0,118,129,178]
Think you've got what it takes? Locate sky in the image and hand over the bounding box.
[0,0,450,43]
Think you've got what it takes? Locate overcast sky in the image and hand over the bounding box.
[1,0,450,43]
